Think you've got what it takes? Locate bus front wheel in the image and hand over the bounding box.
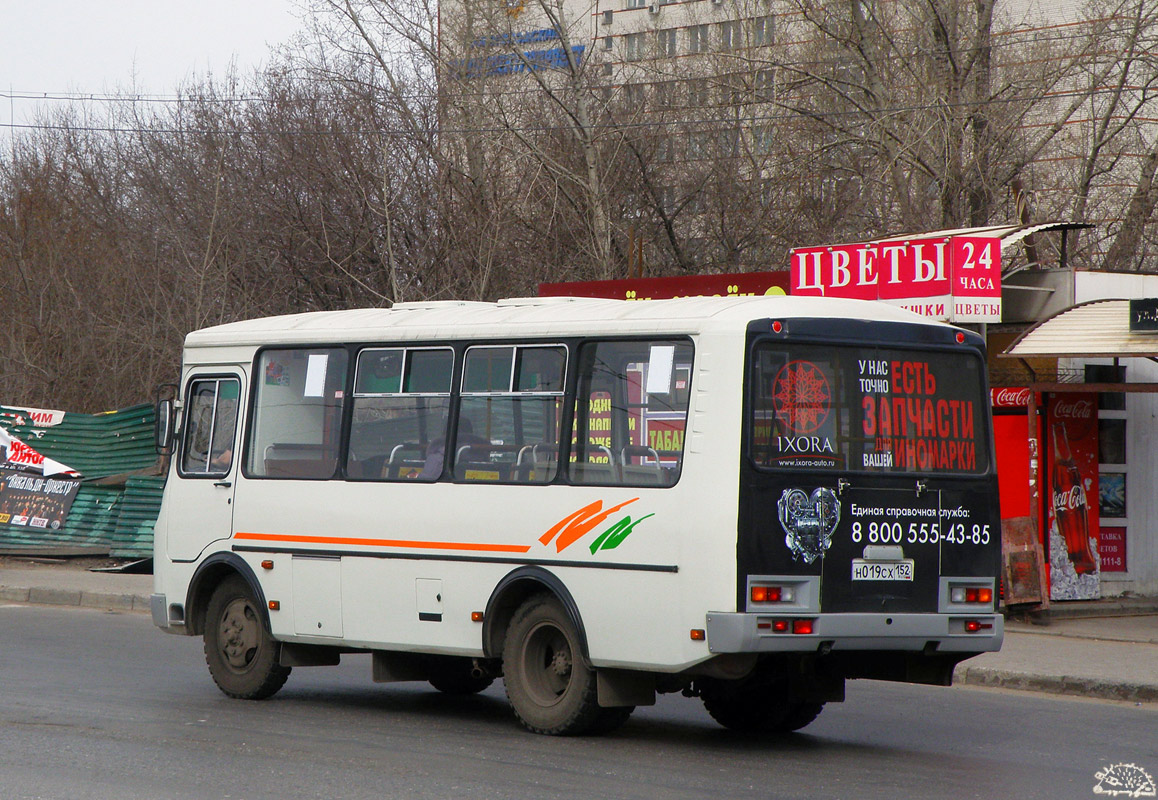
[502,594,630,735]
[203,575,291,700]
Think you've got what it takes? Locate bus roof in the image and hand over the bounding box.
[184,295,945,349]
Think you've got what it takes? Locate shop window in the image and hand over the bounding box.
[1086,363,1125,410]
[1098,418,1126,465]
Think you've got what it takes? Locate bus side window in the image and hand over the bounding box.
[247,348,348,480]
[347,347,453,481]
[456,345,565,484]
[570,340,692,487]
[180,378,240,476]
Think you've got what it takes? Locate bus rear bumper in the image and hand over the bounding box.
[705,611,1004,654]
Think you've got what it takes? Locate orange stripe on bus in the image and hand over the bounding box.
[233,532,532,553]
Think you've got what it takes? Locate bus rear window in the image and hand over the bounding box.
[750,343,990,475]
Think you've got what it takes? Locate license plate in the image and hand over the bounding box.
[851,559,914,581]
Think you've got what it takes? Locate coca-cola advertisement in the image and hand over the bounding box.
[1046,394,1100,600]
[990,386,1032,409]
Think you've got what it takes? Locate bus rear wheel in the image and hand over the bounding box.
[203,575,290,700]
[503,595,630,735]
[700,678,824,734]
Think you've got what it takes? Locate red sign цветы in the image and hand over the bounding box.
[789,235,1001,323]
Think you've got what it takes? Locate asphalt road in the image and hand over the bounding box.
[1,603,1155,800]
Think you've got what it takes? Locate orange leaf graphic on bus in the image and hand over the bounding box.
[539,498,639,553]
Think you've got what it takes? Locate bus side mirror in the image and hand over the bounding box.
[155,382,178,455]
[155,399,176,455]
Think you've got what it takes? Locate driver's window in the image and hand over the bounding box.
[181,378,240,476]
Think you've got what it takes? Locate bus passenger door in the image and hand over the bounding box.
[166,373,243,562]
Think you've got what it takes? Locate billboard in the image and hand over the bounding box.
[789,235,1001,322]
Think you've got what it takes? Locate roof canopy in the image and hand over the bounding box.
[1003,298,1158,359]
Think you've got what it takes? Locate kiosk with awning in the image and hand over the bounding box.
[1003,298,1158,603]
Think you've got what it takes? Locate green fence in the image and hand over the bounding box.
[0,404,164,559]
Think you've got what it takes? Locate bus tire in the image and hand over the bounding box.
[503,594,608,735]
[777,702,824,732]
[203,575,290,700]
[700,679,822,734]
[428,659,495,696]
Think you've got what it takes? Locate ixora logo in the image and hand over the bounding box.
[778,487,841,563]
[773,361,832,435]
[1093,763,1156,797]
[539,498,654,556]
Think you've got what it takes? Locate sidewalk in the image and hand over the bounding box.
[0,557,153,614]
[954,612,1158,703]
[1,557,1155,705]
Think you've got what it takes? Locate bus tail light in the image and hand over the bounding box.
[764,618,814,634]
[750,585,793,604]
[964,619,993,633]
[951,586,994,604]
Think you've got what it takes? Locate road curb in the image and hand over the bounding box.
[0,583,150,614]
[956,665,1158,704]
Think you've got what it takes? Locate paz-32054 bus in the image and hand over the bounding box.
[151,295,1003,735]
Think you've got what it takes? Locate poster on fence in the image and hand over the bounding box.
[0,425,82,530]
[0,468,81,530]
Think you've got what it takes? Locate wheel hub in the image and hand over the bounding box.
[219,598,259,670]
[549,648,571,677]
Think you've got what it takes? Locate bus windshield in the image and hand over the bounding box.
[750,342,990,475]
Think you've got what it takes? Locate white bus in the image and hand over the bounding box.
[152,295,1003,735]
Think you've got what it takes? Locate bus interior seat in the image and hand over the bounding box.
[264,443,337,479]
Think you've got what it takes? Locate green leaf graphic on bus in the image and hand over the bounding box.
[540,498,651,554]
[589,513,655,554]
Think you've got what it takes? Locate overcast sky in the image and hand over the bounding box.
[1,0,304,131]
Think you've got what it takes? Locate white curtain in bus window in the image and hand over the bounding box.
[571,339,692,487]
[181,378,239,475]
[456,345,565,483]
[750,343,989,475]
[347,347,453,481]
[248,348,348,479]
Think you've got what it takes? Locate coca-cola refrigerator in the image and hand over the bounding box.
[1045,394,1101,601]
[992,387,1047,605]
